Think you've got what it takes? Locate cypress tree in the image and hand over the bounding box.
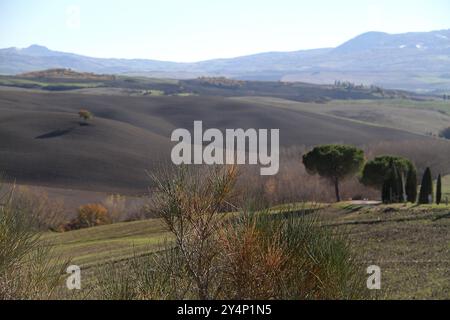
[405,168,417,203]
[436,174,442,205]
[361,155,416,202]
[418,167,433,204]
[382,179,390,203]
[382,162,403,203]
[388,162,403,203]
[394,164,405,202]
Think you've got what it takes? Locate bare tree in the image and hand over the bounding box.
[149,165,238,299]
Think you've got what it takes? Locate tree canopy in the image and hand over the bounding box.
[360,155,416,203]
[302,144,365,202]
[360,155,413,188]
[78,109,93,122]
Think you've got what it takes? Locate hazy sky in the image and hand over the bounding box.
[1,0,449,62]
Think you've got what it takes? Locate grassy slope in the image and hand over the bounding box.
[330,203,450,299]
[44,219,171,269]
[1,73,419,101]
[0,77,104,89]
[47,200,450,299]
[439,175,450,201]
[234,97,450,136]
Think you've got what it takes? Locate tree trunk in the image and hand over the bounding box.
[334,178,341,202]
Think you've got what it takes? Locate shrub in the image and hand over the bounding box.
[102,194,126,223]
[217,211,367,299]
[10,186,65,231]
[78,109,93,124]
[0,183,67,299]
[149,165,238,299]
[64,204,110,231]
[94,166,368,300]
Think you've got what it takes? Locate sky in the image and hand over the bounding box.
[1,0,449,62]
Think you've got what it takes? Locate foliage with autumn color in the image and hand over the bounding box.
[63,204,111,231]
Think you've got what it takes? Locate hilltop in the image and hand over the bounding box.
[19,68,116,81]
[0,71,428,101]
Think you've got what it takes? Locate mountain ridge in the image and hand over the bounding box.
[1,29,450,92]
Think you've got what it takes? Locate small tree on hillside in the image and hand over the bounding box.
[436,174,442,205]
[418,167,433,204]
[302,144,365,202]
[78,109,93,125]
[64,204,111,231]
[360,155,414,202]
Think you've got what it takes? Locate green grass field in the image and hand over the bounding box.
[46,201,450,299]
[44,219,171,268]
[0,77,104,90]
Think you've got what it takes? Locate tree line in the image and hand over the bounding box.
[303,144,444,204]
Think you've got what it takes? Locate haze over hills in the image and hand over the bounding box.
[1,29,450,92]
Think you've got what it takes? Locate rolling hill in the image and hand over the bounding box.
[1,29,450,92]
[0,88,433,193]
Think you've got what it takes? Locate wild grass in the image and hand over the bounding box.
[44,219,170,268]
[216,211,367,299]
[92,165,368,300]
[42,198,449,299]
[236,97,450,136]
[0,182,68,299]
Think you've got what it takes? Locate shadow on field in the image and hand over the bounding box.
[35,127,76,139]
[270,208,320,220]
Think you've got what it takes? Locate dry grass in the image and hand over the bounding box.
[92,165,367,300]
[0,183,68,299]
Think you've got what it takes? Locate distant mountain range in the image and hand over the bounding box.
[1,29,450,92]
